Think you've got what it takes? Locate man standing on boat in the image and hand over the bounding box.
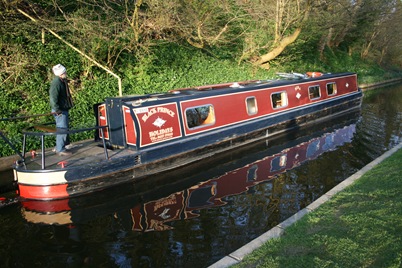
[49,64,74,156]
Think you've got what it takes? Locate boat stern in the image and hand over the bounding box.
[14,168,69,200]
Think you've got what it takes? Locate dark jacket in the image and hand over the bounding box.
[49,77,73,112]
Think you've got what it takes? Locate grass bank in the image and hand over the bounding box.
[234,146,402,268]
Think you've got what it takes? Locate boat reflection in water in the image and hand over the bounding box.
[21,114,358,231]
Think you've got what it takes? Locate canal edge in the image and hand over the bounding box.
[208,142,402,268]
[360,77,402,90]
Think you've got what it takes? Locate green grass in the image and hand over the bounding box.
[235,147,402,268]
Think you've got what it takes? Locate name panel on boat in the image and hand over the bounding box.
[133,103,183,146]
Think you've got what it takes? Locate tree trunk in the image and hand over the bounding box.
[254,0,311,68]
[254,28,302,67]
[128,0,143,43]
[319,27,333,60]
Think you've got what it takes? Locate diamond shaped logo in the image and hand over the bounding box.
[153,117,166,128]
[296,92,301,99]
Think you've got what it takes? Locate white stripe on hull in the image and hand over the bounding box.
[16,170,68,185]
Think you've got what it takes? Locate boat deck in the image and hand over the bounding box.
[22,140,134,171]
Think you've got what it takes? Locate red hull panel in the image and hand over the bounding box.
[18,184,69,200]
[97,103,109,139]
[22,199,71,212]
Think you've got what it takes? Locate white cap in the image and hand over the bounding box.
[52,64,66,76]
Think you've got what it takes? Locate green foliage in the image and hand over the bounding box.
[268,38,402,85]
[121,43,270,94]
[1,36,399,157]
[1,17,401,157]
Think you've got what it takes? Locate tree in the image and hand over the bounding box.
[373,0,402,65]
[236,0,312,68]
[309,0,364,59]
[357,0,401,61]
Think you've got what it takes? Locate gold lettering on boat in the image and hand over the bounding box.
[149,127,174,142]
[141,107,176,122]
[153,194,178,212]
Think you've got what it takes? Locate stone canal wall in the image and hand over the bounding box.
[0,155,19,172]
[360,77,402,91]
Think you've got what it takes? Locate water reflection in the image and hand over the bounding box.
[21,113,357,232]
[35,224,91,266]
[3,85,402,267]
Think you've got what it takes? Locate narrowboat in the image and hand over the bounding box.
[21,117,358,226]
[14,72,362,200]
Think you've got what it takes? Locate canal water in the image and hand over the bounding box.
[0,84,401,268]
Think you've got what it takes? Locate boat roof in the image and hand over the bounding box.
[108,72,356,106]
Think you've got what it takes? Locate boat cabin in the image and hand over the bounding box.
[96,72,360,154]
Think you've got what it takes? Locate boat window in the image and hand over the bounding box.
[247,164,258,182]
[326,83,337,96]
[271,154,287,172]
[271,91,288,109]
[185,104,215,129]
[309,85,321,100]
[307,140,320,158]
[246,97,258,115]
